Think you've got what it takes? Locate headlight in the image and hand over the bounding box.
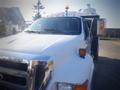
[57,81,88,90]
[57,83,73,90]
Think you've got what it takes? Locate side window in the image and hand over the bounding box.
[83,20,89,40]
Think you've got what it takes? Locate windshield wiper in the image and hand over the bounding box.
[43,28,64,34]
[25,29,64,34]
[25,30,41,34]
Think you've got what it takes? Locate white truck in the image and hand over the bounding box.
[0,14,101,90]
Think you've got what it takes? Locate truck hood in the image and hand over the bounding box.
[0,32,82,54]
[0,32,93,86]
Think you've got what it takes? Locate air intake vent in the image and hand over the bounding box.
[0,58,28,71]
[0,72,27,86]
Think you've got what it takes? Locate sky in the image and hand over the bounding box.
[0,0,120,28]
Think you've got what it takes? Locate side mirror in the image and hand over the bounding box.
[97,19,106,37]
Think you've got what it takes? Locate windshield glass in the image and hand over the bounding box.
[25,17,81,35]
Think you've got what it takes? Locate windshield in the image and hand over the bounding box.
[25,17,81,35]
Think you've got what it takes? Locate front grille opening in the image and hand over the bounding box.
[0,85,15,90]
[0,59,28,71]
[0,73,27,86]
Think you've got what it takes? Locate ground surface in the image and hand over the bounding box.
[99,40,120,59]
[92,40,120,90]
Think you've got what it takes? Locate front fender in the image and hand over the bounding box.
[46,54,94,90]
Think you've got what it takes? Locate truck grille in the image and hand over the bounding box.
[0,72,27,86]
[0,58,28,71]
[0,85,15,90]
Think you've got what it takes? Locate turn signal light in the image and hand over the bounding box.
[57,80,88,90]
[79,48,86,58]
[74,80,88,90]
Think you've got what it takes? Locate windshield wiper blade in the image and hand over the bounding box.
[25,30,41,34]
[43,28,64,34]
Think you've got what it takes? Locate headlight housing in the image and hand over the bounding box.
[57,82,73,90]
[57,81,88,90]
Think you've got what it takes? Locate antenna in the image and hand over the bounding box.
[65,6,69,16]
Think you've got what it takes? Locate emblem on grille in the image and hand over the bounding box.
[0,73,3,80]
